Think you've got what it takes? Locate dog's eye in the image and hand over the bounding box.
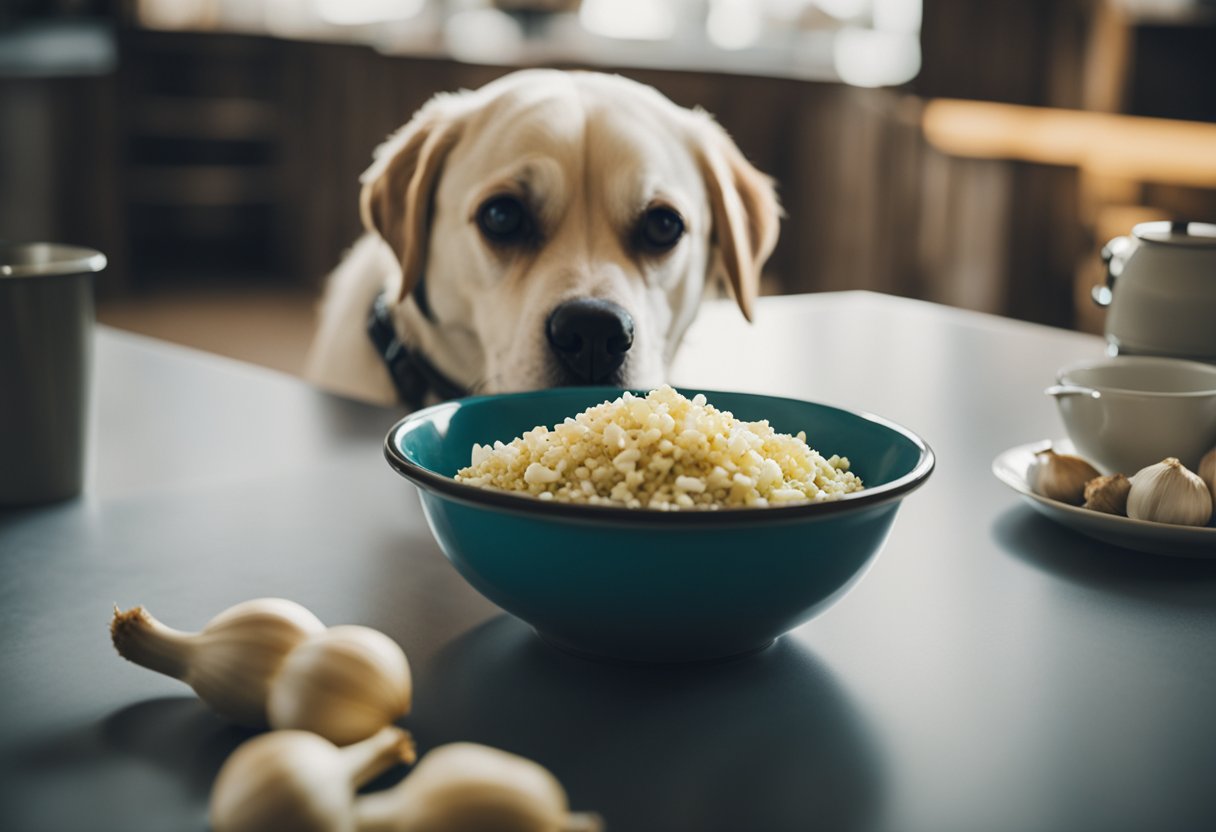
[477,196,528,243]
[638,207,684,251]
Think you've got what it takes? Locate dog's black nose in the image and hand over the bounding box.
[546,299,634,384]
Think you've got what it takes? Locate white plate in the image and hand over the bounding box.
[992,440,1216,558]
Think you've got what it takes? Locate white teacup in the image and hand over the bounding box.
[1046,356,1216,475]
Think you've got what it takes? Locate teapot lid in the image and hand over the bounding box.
[1133,221,1216,247]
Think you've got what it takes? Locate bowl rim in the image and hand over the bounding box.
[383,387,935,526]
[1057,355,1216,398]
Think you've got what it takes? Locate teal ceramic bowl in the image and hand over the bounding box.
[385,388,934,662]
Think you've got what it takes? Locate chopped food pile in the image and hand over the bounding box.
[455,385,863,509]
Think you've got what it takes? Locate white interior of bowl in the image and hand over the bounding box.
[1060,357,1216,396]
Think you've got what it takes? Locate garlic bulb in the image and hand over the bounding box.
[1082,473,1131,516]
[354,743,603,832]
[1200,446,1216,499]
[1027,448,1101,504]
[1127,457,1213,527]
[268,625,412,746]
[210,725,415,832]
[111,598,325,726]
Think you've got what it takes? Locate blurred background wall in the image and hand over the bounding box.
[2,0,1215,366]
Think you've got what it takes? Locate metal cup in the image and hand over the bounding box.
[0,243,107,505]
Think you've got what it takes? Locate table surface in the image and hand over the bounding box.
[2,290,1214,832]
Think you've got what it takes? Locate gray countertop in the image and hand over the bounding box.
[2,291,1214,832]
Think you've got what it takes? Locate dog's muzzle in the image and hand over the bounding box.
[545,298,634,384]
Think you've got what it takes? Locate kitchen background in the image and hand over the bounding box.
[2,0,1215,376]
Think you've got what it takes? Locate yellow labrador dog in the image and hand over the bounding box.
[305,69,780,408]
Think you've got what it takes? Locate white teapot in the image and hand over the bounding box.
[1094,221,1216,363]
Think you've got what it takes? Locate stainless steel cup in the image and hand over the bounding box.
[1,243,107,504]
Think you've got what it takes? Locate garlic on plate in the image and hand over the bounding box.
[112,599,413,744]
[1027,448,1101,504]
[1082,473,1132,515]
[1199,446,1216,499]
[210,725,415,832]
[354,742,603,832]
[1127,457,1213,527]
[268,625,412,747]
[110,598,325,727]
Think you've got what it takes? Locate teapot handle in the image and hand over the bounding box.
[1093,235,1134,307]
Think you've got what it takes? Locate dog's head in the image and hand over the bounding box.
[361,69,780,394]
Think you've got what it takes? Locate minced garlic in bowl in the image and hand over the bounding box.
[454,385,863,510]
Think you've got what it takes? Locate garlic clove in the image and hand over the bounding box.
[1027,448,1101,504]
[1082,473,1131,516]
[210,725,415,832]
[1127,457,1213,527]
[1199,446,1216,500]
[354,742,603,832]
[268,624,412,746]
[111,598,325,727]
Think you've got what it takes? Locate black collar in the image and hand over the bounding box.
[367,292,468,410]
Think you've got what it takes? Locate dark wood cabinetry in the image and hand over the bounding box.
[6,5,1215,332]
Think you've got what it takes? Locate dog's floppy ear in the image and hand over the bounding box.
[360,97,464,302]
[695,118,782,322]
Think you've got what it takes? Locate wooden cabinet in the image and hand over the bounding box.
[9,11,1214,332]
